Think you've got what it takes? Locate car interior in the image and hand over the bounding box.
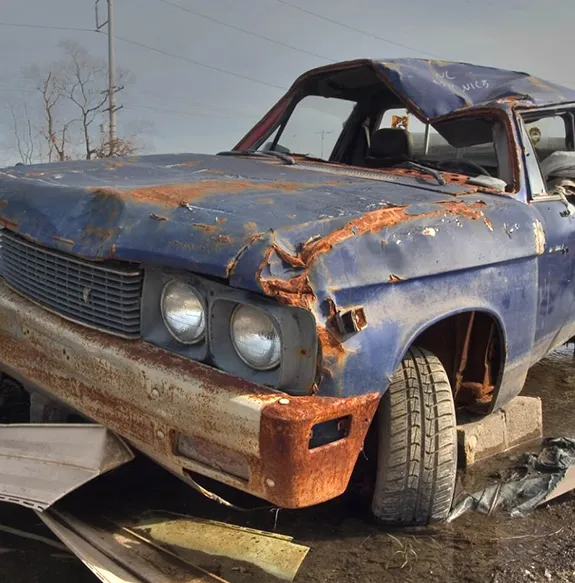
[522,111,575,194]
[263,63,516,191]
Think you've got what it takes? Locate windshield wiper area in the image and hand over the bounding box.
[217,149,295,166]
[396,161,446,186]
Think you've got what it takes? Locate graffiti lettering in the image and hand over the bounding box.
[461,80,490,92]
[433,78,457,90]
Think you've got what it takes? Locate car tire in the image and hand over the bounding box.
[0,376,30,424]
[371,346,457,525]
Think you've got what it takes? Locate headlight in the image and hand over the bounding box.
[230,305,281,370]
[161,280,206,344]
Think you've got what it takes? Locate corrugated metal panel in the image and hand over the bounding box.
[0,230,143,337]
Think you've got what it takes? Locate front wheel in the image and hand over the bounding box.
[371,347,457,525]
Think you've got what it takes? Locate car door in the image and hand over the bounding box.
[518,108,575,362]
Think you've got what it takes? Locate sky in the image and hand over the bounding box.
[1,0,573,165]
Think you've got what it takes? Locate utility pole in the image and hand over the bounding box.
[96,0,120,156]
[315,130,333,159]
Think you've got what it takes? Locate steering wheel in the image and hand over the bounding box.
[435,159,491,177]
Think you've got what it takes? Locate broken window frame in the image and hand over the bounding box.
[518,106,575,201]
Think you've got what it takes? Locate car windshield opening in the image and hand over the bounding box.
[260,95,356,161]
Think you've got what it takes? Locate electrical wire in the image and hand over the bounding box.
[124,102,257,120]
[271,0,443,59]
[113,33,287,91]
[154,0,334,63]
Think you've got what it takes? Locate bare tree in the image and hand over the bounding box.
[36,70,76,162]
[58,41,135,160]
[4,40,148,164]
[8,103,35,165]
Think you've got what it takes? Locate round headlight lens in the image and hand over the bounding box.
[230,305,281,370]
[161,281,205,344]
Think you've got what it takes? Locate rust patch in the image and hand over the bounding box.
[534,220,546,254]
[150,213,168,221]
[348,307,367,331]
[438,200,485,220]
[225,233,263,279]
[217,234,232,244]
[244,221,258,232]
[53,236,74,246]
[100,179,342,208]
[317,326,345,361]
[215,216,227,223]
[0,216,18,229]
[105,160,131,169]
[259,272,315,310]
[191,223,220,234]
[388,273,403,283]
[258,392,380,507]
[385,166,469,186]
[81,225,120,241]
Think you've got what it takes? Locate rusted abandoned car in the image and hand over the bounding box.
[1,58,574,526]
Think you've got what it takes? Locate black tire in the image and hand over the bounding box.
[371,346,457,525]
[0,376,30,424]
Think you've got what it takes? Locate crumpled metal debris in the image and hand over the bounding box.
[448,438,575,522]
[0,424,134,511]
[37,508,224,583]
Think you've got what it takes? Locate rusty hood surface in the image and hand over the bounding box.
[0,153,486,283]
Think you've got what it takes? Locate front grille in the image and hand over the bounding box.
[0,230,143,337]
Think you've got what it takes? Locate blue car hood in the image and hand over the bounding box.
[0,153,482,285]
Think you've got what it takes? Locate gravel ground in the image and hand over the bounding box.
[2,346,575,583]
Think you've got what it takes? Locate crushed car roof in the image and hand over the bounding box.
[296,58,575,122]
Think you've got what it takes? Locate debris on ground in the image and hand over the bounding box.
[0,424,134,511]
[126,511,310,582]
[38,508,232,583]
[35,504,310,583]
[448,437,575,521]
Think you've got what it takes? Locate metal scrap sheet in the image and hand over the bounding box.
[0,424,134,510]
[37,509,223,583]
[127,512,310,582]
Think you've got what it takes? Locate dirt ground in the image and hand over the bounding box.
[2,347,575,583]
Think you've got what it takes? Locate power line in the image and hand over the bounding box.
[0,21,287,91]
[153,0,334,63]
[112,33,287,91]
[3,19,572,92]
[134,88,263,116]
[124,102,257,120]
[0,22,94,33]
[271,0,443,59]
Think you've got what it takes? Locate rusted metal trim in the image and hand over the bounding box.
[258,392,380,507]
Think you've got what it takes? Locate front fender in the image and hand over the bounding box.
[315,256,537,408]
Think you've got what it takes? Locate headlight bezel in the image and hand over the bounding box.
[160,279,207,345]
[141,266,318,395]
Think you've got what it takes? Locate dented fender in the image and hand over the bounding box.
[229,196,545,405]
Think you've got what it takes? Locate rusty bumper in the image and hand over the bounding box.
[0,282,379,508]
